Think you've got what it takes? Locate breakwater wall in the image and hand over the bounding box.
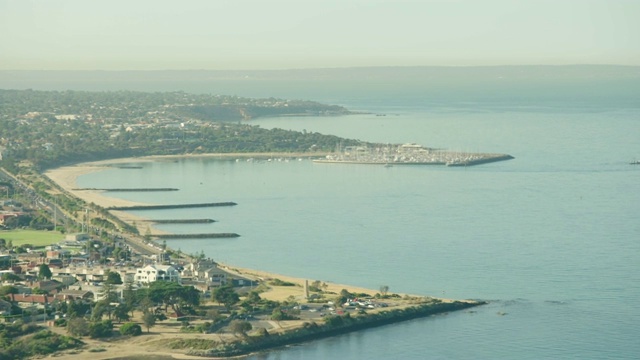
[314,153,514,167]
[185,300,485,358]
[143,219,216,224]
[154,233,240,239]
[313,160,445,165]
[446,154,515,167]
[74,187,179,192]
[107,202,237,211]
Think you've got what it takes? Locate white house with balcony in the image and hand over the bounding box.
[181,259,227,287]
[135,264,181,284]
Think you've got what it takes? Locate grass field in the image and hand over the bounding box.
[0,229,65,247]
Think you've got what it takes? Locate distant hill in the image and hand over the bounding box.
[2,65,639,87]
[2,65,638,112]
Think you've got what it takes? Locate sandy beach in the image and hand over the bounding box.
[44,152,330,207]
[44,152,329,235]
[44,159,155,235]
[43,153,430,301]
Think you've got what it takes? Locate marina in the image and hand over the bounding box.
[313,143,514,167]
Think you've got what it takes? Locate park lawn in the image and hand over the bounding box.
[0,229,65,247]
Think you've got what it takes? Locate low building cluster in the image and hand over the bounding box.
[0,231,254,320]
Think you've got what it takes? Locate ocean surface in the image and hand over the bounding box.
[23,73,640,359]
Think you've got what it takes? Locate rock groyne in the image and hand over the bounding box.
[154,233,240,239]
[143,219,216,224]
[107,202,237,211]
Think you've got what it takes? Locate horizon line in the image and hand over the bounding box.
[1,64,639,72]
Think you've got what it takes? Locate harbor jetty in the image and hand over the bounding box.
[313,143,514,167]
[153,232,240,239]
[73,187,179,192]
[143,218,216,224]
[107,201,237,211]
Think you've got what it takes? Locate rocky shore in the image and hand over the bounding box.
[185,300,484,358]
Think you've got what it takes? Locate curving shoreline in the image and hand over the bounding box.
[43,152,329,235]
[43,153,485,359]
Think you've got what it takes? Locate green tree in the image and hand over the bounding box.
[101,281,118,303]
[334,289,352,308]
[38,264,52,280]
[67,317,90,337]
[138,293,154,315]
[120,322,142,336]
[123,278,137,317]
[105,271,123,285]
[113,304,131,323]
[1,273,22,282]
[66,299,92,319]
[271,307,285,321]
[144,226,151,241]
[91,301,107,321]
[147,281,199,314]
[89,319,113,338]
[229,320,252,337]
[240,291,262,312]
[141,311,156,333]
[112,246,122,261]
[213,284,239,311]
[0,285,18,298]
[97,281,118,320]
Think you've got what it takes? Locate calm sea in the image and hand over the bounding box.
[54,76,640,359]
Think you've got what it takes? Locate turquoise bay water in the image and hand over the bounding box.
[77,106,640,359]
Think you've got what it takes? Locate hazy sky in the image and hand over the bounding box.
[1,0,639,70]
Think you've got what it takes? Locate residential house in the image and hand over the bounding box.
[51,265,136,284]
[52,274,77,286]
[135,264,180,284]
[0,213,17,225]
[30,280,64,294]
[55,289,94,302]
[12,293,55,309]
